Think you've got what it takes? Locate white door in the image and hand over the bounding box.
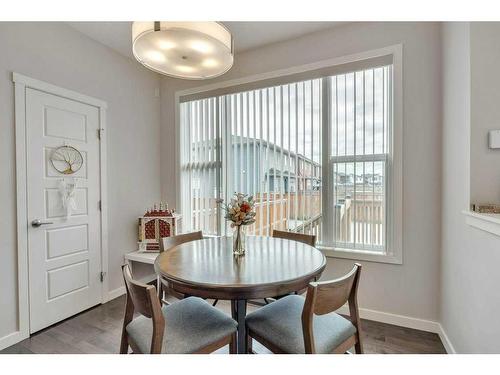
[26,88,102,333]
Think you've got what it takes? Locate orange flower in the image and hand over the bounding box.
[240,202,251,213]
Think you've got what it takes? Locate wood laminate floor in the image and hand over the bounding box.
[0,295,446,354]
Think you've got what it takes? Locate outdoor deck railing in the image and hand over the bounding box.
[190,191,383,248]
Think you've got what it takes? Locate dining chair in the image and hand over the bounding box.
[158,231,203,304]
[120,264,237,354]
[159,231,204,252]
[245,263,363,354]
[266,229,317,301]
[272,229,317,247]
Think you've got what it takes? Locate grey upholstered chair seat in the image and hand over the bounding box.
[246,295,356,354]
[126,297,237,354]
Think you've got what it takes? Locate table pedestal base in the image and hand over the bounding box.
[231,299,247,354]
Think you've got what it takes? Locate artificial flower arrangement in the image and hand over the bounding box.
[220,193,256,255]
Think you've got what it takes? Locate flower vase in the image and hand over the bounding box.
[233,225,246,256]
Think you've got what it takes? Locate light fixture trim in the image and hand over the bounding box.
[132,21,234,80]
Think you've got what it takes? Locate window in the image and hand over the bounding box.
[329,67,391,253]
[178,48,402,263]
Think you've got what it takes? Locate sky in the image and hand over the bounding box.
[183,65,392,177]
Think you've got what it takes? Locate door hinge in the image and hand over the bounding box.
[98,200,102,211]
[97,128,103,140]
[100,271,106,282]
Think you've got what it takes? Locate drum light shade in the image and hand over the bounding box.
[132,22,234,80]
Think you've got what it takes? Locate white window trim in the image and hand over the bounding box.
[463,210,500,238]
[175,44,403,265]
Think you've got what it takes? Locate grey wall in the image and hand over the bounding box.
[470,23,500,204]
[441,22,500,353]
[161,22,443,322]
[0,23,161,340]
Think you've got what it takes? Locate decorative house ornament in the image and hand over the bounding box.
[137,202,182,252]
[50,145,83,175]
[132,21,234,80]
[471,203,500,214]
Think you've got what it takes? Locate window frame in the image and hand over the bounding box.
[175,45,403,264]
[329,152,388,253]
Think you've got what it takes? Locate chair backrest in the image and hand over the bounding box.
[301,264,362,353]
[159,231,203,252]
[272,229,316,247]
[121,264,165,353]
[122,264,162,318]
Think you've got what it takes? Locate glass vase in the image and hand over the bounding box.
[232,225,246,256]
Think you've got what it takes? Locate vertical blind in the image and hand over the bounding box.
[181,80,322,237]
[180,60,392,253]
[180,97,220,234]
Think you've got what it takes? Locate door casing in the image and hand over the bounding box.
[11,72,109,347]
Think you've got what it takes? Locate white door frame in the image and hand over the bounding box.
[11,72,109,346]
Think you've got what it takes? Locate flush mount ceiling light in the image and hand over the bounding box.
[132,21,234,80]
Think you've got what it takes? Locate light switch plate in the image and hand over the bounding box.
[489,130,500,149]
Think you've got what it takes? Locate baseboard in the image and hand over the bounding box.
[436,324,456,354]
[107,286,126,301]
[106,275,156,302]
[337,305,458,353]
[0,330,29,351]
[337,306,439,332]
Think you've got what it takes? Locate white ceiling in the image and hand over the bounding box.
[67,21,344,60]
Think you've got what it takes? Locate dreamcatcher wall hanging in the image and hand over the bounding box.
[50,145,83,218]
[58,179,77,218]
[50,145,83,174]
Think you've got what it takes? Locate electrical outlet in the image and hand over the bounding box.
[489,130,500,149]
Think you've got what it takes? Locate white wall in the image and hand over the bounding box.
[441,22,500,353]
[470,23,500,204]
[0,23,161,342]
[161,22,443,322]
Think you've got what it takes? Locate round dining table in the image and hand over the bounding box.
[154,235,326,354]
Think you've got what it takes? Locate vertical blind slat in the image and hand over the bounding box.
[180,63,391,249]
[258,90,264,235]
[279,86,285,231]
[295,83,299,235]
[267,90,271,232]
[301,82,306,234]
[273,89,277,231]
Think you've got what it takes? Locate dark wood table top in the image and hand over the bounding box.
[154,236,326,300]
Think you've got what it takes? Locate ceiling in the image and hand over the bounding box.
[67,21,344,60]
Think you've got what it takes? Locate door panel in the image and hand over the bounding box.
[45,187,88,218]
[44,106,88,141]
[26,88,102,333]
[46,224,88,259]
[47,261,89,300]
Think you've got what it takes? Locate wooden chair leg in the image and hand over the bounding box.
[156,276,162,298]
[247,332,253,354]
[354,334,363,354]
[119,329,129,354]
[157,276,169,306]
[229,333,237,354]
